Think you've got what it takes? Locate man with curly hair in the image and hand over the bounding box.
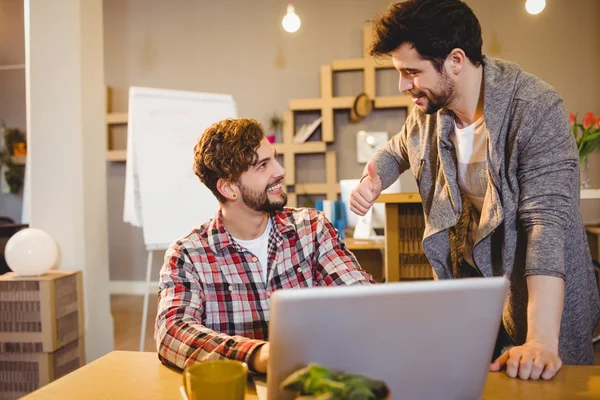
[155,118,374,373]
[350,0,600,380]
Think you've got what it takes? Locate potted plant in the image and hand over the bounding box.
[570,112,600,189]
[269,114,285,144]
[281,363,390,400]
[3,128,27,156]
[0,127,26,194]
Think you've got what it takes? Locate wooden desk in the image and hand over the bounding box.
[22,351,600,400]
[345,237,385,251]
[344,237,386,282]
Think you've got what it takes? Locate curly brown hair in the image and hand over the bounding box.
[193,118,265,203]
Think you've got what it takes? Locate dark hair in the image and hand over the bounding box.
[193,118,265,203]
[370,0,483,72]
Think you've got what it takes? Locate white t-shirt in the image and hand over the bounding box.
[231,219,272,282]
[450,116,488,267]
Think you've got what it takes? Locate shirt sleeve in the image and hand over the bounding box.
[517,92,579,279]
[154,243,266,370]
[313,212,376,286]
[367,110,413,190]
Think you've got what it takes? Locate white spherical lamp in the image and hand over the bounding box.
[525,0,546,15]
[5,228,59,276]
[282,4,301,33]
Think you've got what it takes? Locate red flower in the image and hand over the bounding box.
[596,117,600,129]
[583,112,595,129]
[569,113,575,125]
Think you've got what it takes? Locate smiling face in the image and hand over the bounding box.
[392,42,457,114]
[236,137,287,213]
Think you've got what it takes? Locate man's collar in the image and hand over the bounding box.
[207,208,297,254]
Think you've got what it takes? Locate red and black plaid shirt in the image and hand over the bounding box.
[155,207,374,370]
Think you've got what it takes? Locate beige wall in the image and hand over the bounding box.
[103,0,600,282]
[0,0,26,222]
[26,0,114,361]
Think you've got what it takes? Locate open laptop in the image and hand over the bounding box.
[264,277,509,400]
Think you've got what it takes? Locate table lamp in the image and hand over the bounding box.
[4,228,59,276]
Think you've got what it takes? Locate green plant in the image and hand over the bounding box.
[0,127,26,194]
[280,364,389,400]
[269,114,285,136]
[3,127,26,155]
[570,112,600,163]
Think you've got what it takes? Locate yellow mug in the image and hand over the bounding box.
[182,359,248,400]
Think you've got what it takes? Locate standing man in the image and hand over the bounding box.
[156,118,374,373]
[351,0,600,380]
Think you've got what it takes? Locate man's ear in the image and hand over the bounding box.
[217,179,239,201]
[446,48,466,75]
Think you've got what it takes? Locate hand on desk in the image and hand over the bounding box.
[490,340,562,380]
[250,343,270,374]
[350,162,382,216]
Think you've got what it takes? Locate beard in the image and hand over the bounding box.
[408,70,456,114]
[239,179,287,213]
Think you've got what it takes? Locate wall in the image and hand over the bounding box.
[103,0,600,283]
[0,0,25,222]
[27,0,114,362]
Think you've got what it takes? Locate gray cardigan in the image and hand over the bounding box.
[373,56,600,364]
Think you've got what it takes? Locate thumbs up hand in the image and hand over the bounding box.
[350,161,383,216]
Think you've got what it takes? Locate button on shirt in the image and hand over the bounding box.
[155,208,374,370]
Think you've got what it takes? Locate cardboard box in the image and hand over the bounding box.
[0,271,86,399]
[0,336,85,399]
[0,270,84,353]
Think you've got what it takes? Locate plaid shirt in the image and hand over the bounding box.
[155,207,374,370]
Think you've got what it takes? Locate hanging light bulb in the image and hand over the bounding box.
[282,4,301,33]
[525,0,546,15]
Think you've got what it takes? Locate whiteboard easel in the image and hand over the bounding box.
[125,87,237,351]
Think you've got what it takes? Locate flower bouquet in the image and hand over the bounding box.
[570,112,600,188]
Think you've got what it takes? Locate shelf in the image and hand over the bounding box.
[345,237,385,250]
[273,142,326,154]
[289,97,354,111]
[106,112,128,125]
[331,59,366,71]
[374,96,413,109]
[107,150,127,162]
[330,97,356,109]
[0,64,25,71]
[376,193,422,204]
[581,189,600,200]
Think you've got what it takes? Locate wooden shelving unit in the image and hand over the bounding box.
[375,194,432,282]
[581,189,600,200]
[103,25,414,208]
[278,25,412,206]
[105,87,128,162]
[106,150,127,162]
[106,112,128,125]
[0,64,25,71]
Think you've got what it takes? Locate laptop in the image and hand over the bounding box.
[265,277,509,400]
